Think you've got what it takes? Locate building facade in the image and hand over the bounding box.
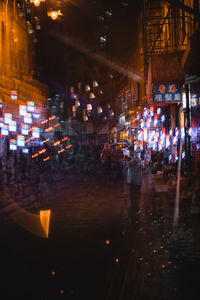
[0,2,47,115]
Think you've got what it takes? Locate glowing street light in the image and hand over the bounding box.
[30,0,45,6]
[47,10,63,20]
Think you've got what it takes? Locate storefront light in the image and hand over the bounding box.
[182,92,187,109]
[154,119,158,126]
[161,115,165,122]
[157,108,161,115]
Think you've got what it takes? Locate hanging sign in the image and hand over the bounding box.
[19,105,27,116]
[153,84,181,103]
[9,121,17,132]
[17,135,25,147]
[11,90,17,100]
[32,127,40,138]
[4,113,12,124]
[10,139,17,151]
[27,101,35,112]
[1,124,9,135]
[24,113,32,124]
[21,124,29,135]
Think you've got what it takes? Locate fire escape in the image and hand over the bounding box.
[142,0,196,79]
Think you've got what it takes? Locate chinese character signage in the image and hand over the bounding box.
[153,84,181,103]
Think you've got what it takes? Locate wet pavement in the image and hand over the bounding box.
[0,171,200,299]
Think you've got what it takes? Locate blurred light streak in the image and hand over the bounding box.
[58,149,64,154]
[48,30,143,83]
[39,149,46,154]
[32,153,39,158]
[40,210,51,238]
[5,202,51,239]
[61,137,68,142]
[173,137,182,229]
[65,144,72,149]
[45,127,54,132]
[54,123,60,128]
[41,119,48,124]
[43,156,50,161]
[54,141,61,146]
[43,138,50,143]
[49,115,56,121]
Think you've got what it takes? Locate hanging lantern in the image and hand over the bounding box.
[83,115,88,121]
[75,100,80,107]
[87,104,92,111]
[72,105,76,112]
[89,92,95,99]
[93,81,98,87]
[97,107,102,113]
[110,111,114,117]
[85,85,91,92]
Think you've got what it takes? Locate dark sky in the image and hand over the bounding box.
[35,0,142,93]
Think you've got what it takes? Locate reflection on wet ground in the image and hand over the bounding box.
[0,172,200,299]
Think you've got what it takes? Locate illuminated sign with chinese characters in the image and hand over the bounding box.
[1,124,9,135]
[10,139,17,151]
[27,101,35,112]
[32,127,40,138]
[11,90,17,100]
[19,105,27,116]
[24,113,32,124]
[9,121,17,132]
[17,135,25,147]
[4,113,12,124]
[153,84,181,103]
[21,124,29,135]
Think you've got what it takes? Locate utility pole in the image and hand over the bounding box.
[184,84,191,172]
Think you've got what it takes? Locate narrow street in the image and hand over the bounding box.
[1,172,200,299]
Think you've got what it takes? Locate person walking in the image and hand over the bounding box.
[126,153,143,221]
[100,142,112,180]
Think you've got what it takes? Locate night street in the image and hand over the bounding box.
[0,1,200,299]
[1,172,200,299]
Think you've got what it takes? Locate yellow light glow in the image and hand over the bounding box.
[30,0,45,6]
[47,10,63,20]
[115,258,119,263]
[106,240,110,245]
[40,210,51,238]
[139,257,144,262]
